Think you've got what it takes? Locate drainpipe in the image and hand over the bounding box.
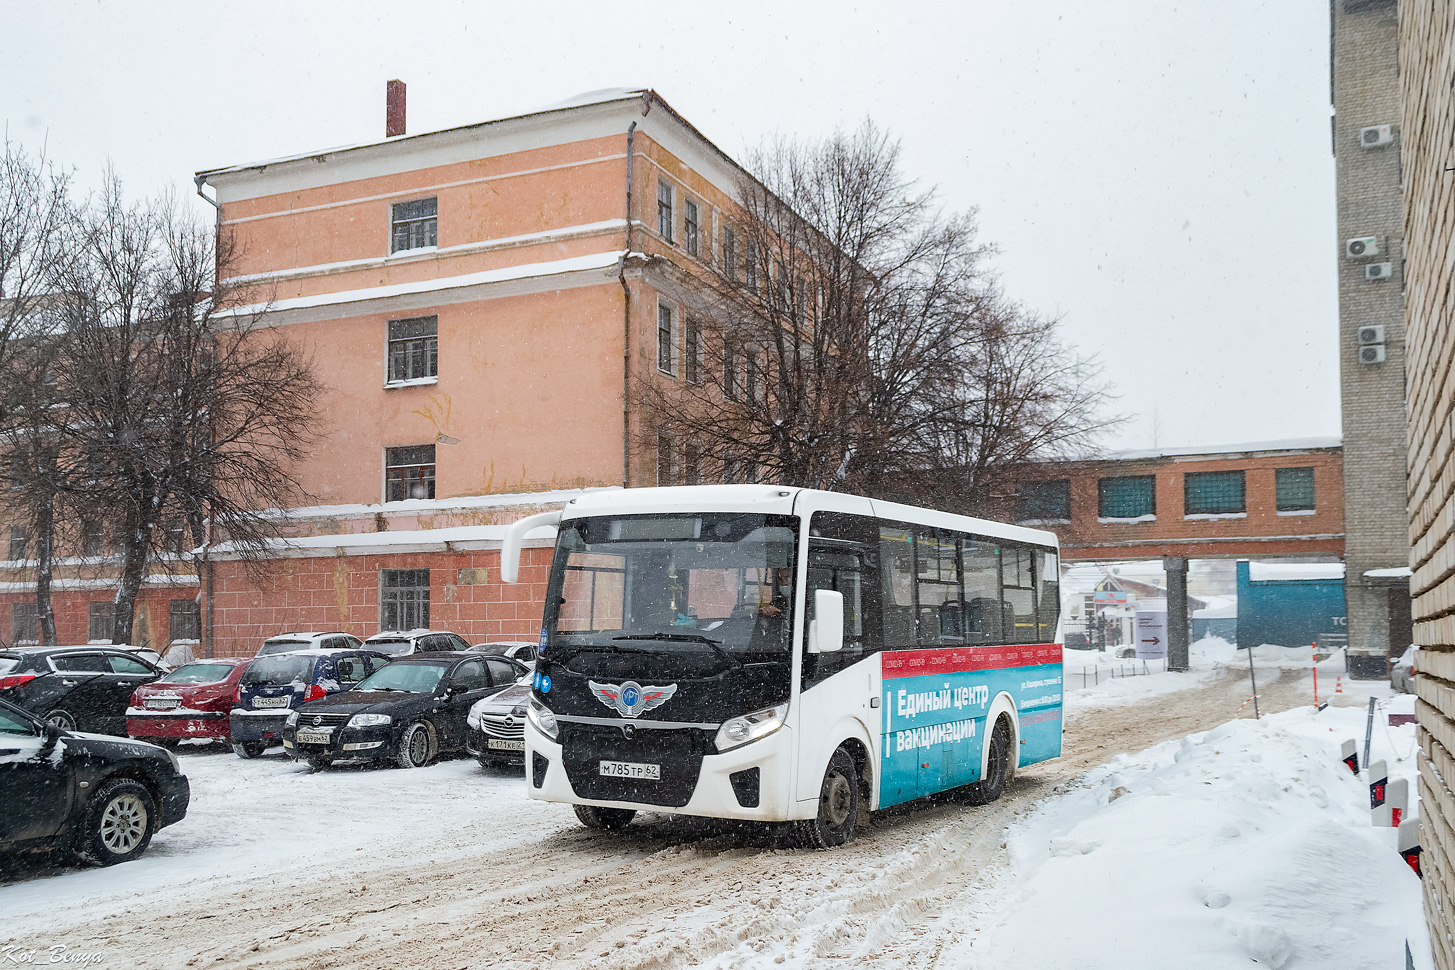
[193,174,220,234]
[193,175,220,656]
[620,120,637,488]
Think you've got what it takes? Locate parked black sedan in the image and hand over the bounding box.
[282,653,527,769]
[0,646,164,735]
[0,697,190,866]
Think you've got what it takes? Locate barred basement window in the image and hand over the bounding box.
[1098,476,1156,519]
[388,316,438,383]
[168,599,200,641]
[1184,470,1245,515]
[12,602,37,643]
[88,602,114,642]
[385,444,436,502]
[390,197,437,253]
[657,180,674,242]
[1275,467,1316,511]
[380,569,430,631]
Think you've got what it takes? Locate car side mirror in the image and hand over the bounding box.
[39,720,61,755]
[446,683,467,697]
[808,590,845,654]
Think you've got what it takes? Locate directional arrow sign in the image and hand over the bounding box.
[1136,612,1168,660]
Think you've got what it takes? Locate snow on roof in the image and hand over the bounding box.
[1364,567,1412,579]
[1247,561,1345,582]
[540,87,649,111]
[272,485,618,522]
[216,251,624,319]
[210,523,558,561]
[1109,437,1342,461]
[1192,595,1237,619]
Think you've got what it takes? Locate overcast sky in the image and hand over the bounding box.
[1,0,1338,453]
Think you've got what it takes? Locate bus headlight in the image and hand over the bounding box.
[715,703,788,752]
[528,700,558,740]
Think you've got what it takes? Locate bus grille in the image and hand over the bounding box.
[560,724,708,808]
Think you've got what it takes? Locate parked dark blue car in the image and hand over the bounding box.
[228,649,389,758]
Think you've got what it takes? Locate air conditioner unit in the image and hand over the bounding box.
[1366,262,1394,280]
[1358,324,1386,345]
[1359,345,1387,364]
[1360,125,1394,148]
[1347,236,1380,258]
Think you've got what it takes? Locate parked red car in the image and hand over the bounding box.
[126,658,252,747]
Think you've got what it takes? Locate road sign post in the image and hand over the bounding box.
[1136,612,1168,660]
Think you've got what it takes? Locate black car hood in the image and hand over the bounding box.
[296,690,439,718]
[64,731,177,770]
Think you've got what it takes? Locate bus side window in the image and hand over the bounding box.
[1002,545,1038,644]
[879,528,916,649]
[1037,549,1060,641]
[803,546,871,688]
[914,530,962,646]
[962,539,1002,644]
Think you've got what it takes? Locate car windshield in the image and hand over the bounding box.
[543,512,799,668]
[355,663,446,693]
[241,654,315,687]
[366,638,412,657]
[259,639,310,656]
[160,663,237,685]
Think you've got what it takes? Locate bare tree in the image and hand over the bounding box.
[644,122,1115,505]
[44,173,319,646]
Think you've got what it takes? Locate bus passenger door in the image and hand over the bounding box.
[794,541,877,804]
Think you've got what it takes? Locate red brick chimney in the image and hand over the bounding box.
[386,80,406,138]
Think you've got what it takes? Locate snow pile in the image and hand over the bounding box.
[968,704,1430,969]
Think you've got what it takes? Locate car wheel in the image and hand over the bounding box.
[306,756,332,771]
[232,741,267,759]
[962,716,1013,806]
[795,747,860,849]
[395,722,435,769]
[574,805,636,830]
[77,778,155,866]
[45,709,77,732]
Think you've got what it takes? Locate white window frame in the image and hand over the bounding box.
[657,179,675,242]
[657,297,679,377]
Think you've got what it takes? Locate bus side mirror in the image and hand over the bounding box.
[808,590,844,654]
[501,509,563,584]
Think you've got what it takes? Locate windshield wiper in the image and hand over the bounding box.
[613,633,742,669]
[550,641,655,665]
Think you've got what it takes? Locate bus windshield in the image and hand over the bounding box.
[543,513,799,670]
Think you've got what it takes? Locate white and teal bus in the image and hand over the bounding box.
[501,485,1062,847]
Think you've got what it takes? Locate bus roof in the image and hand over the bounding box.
[558,485,1059,551]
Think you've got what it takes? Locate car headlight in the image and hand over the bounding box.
[348,714,392,728]
[286,710,299,727]
[715,703,788,752]
[527,700,558,740]
[467,709,482,730]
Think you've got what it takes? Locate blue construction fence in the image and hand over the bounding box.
[1234,560,1348,651]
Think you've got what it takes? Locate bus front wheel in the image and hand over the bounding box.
[574,805,636,830]
[962,716,1012,806]
[797,747,860,849]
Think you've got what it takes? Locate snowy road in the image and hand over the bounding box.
[2,666,1320,970]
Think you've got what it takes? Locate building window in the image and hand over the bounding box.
[723,455,741,484]
[7,527,25,562]
[12,602,37,643]
[745,241,759,293]
[684,200,700,256]
[656,432,676,486]
[657,301,677,376]
[380,569,430,631]
[745,350,761,406]
[1017,480,1071,521]
[657,180,674,241]
[385,445,436,502]
[388,316,438,383]
[390,197,437,253]
[685,319,702,385]
[168,599,200,641]
[81,520,105,558]
[163,519,187,556]
[1098,475,1156,519]
[723,343,739,401]
[684,443,703,485]
[1184,470,1246,515]
[88,602,114,643]
[1275,466,1316,512]
[721,227,737,279]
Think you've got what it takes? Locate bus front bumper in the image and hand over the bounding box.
[525,722,804,822]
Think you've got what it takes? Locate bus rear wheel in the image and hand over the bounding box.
[574,805,636,830]
[797,747,860,849]
[963,716,1012,806]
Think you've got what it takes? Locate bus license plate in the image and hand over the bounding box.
[599,760,659,780]
[487,739,525,751]
[295,729,332,744]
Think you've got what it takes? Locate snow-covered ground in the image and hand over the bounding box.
[969,695,1429,969]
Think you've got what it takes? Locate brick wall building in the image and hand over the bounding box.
[1332,0,1414,678]
[1396,1,1455,962]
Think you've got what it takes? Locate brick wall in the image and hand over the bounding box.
[1397,0,1455,963]
[1334,0,1412,673]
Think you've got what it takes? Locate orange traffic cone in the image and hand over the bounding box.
[1335,676,1343,695]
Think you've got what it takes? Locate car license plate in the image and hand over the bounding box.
[598,760,659,780]
[295,729,332,744]
[487,739,526,752]
[253,696,291,709]
[145,698,180,710]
